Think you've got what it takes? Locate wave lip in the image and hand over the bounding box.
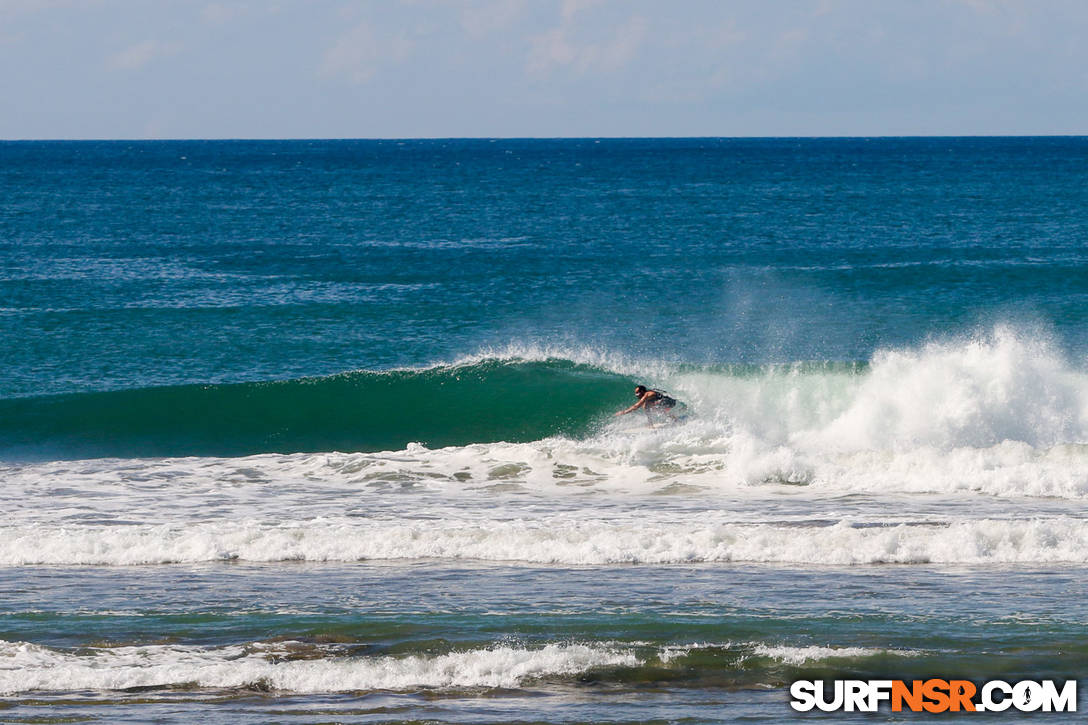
[750,644,919,666]
[6,516,1088,567]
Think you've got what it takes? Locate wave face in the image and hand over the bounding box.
[3,327,1086,468]
[0,360,630,459]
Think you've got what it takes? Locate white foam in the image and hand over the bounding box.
[751,644,919,665]
[3,328,1087,562]
[4,515,1088,566]
[657,641,921,664]
[0,640,637,695]
[461,328,1088,447]
[809,327,1088,451]
[386,329,1088,498]
[0,639,927,695]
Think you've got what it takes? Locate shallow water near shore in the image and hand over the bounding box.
[3,562,1087,722]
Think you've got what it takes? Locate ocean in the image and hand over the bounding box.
[1,137,1087,722]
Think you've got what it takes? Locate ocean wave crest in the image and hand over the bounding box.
[0,638,923,695]
[5,516,1088,566]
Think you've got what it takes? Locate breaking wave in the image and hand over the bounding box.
[0,638,922,695]
[6,516,1088,566]
[1,326,1085,463]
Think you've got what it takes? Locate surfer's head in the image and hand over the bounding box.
[634,385,647,396]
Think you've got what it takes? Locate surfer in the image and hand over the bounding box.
[614,385,681,421]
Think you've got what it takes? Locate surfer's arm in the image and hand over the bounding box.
[614,392,652,416]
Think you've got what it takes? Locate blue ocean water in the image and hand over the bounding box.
[2,138,1088,722]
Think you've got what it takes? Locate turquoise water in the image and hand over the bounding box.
[2,138,1088,722]
[5,138,1088,399]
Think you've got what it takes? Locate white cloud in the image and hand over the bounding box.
[107,39,179,71]
[460,0,526,37]
[527,27,577,74]
[597,15,647,71]
[527,14,648,75]
[772,27,808,62]
[560,0,606,22]
[958,0,1030,36]
[320,21,379,83]
[0,0,86,19]
[960,0,1000,14]
[320,20,415,85]
[201,2,248,26]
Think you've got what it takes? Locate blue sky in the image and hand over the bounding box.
[1,0,1086,138]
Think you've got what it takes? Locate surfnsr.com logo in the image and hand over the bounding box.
[790,679,1078,713]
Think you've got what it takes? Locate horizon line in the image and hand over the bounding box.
[2,133,1088,143]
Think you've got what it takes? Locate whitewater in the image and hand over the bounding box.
[3,327,1086,569]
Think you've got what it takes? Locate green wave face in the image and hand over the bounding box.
[0,360,634,459]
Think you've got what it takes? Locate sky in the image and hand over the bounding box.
[1,0,1087,138]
